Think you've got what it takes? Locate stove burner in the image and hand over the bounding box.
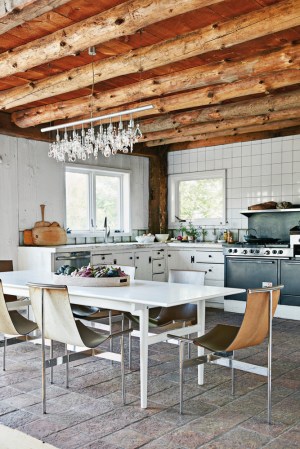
[223,241,292,258]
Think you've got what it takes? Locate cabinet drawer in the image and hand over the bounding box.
[195,251,224,264]
[92,253,114,265]
[153,273,166,282]
[152,249,165,259]
[153,258,165,273]
[195,262,224,280]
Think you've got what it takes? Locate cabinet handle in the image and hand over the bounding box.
[191,256,195,263]
[113,259,116,264]
[136,256,139,260]
[168,254,171,257]
[158,263,161,267]
[209,255,212,258]
[102,256,105,260]
[285,262,300,265]
[149,256,152,263]
[208,269,212,272]
[129,257,133,260]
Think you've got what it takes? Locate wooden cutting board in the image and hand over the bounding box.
[32,226,67,246]
[35,204,51,227]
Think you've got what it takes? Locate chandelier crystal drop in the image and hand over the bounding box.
[48,115,143,162]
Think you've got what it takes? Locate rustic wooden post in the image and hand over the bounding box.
[148,146,168,234]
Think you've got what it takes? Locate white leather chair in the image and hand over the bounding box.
[28,283,132,414]
[0,280,37,370]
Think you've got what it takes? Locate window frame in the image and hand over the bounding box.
[65,164,131,236]
[168,169,226,227]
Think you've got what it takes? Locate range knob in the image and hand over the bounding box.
[233,249,238,253]
[228,249,233,253]
[264,250,270,255]
[278,250,283,254]
[250,249,254,253]
[242,250,248,254]
[272,250,277,254]
[255,249,260,254]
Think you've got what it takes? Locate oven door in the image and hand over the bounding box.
[53,251,91,272]
[280,260,300,306]
[225,257,278,301]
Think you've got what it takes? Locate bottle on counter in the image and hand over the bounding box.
[227,230,233,243]
[223,229,228,242]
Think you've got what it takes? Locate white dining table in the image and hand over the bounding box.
[0,270,244,408]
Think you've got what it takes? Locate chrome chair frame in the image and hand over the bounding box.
[28,282,132,414]
[168,285,283,424]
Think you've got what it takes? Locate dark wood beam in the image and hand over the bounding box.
[148,147,168,234]
[0,111,49,141]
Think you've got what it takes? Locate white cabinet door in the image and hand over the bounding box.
[112,252,134,266]
[194,250,224,264]
[166,250,193,271]
[135,251,152,280]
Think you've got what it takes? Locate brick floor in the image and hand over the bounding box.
[0,308,299,449]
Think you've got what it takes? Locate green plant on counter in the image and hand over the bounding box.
[181,221,200,238]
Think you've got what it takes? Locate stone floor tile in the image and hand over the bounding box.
[199,426,271,449]
[101,428,153,449]
[128,414,177,438]
[44,426,97,449]
[0,409,38,428]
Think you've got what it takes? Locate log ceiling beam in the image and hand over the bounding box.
[2,0,300,109]
[145,118,300,147]
[139,89,300,134]
[0,0,71,34]
[12,43,300,128]
[0,111,49,141]
[167,126,300,151]
[148,147,168,234]
[0,0,223,79]
[141,108,300,143]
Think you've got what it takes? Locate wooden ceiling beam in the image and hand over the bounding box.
[140,89,300,134]
[2,0,300,109]
[12,43,300,128]
[167,126,300,151]
[12,67,300,134]
[0,0,222,79]
[0,0,71,34]
[0,111,49,141]
[141,108,300,143]
[145,118,300,147]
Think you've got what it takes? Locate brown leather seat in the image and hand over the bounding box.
[170,285,283,423]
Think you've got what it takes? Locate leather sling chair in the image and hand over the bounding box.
[168,285,283,424]
[0,280,37,370]
[72,266,136,354]
[125,269,205,369]
[0,260,20,302]
[28,283,132,414]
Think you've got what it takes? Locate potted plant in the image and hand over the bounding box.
[181,221,200,242]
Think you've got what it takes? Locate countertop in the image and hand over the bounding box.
[18,242,223,251]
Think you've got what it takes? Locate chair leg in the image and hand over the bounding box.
[121,334,125,405]
[179,340,184,415]
[267,293,273,425]
[128,319,132,370]
[3,336,7,371]
[231,350,235,396]
[65,344,69,389]
[41,289,47,414]
[109,310,113,352]
[50,340,54,384]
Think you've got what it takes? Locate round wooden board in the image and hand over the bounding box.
[53,274,130,287]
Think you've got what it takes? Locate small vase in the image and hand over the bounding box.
[188,235,194,242]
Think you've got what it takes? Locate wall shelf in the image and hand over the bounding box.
[241,208,300,217]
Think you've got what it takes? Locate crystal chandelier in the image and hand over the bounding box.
[41,105,153,162]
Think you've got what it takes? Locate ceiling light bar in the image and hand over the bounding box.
[41,104,154,133]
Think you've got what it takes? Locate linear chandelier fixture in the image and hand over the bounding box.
[42,105,153,162]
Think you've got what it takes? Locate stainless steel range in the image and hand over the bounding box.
[223,241,300,305]
[223,242,293,258]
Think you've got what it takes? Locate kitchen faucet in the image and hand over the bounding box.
[104,216,110,243]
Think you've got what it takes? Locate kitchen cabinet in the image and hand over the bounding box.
[112,251,134,266]
[280,260,300,306]
[166,249,194,271]
[152,248,166,281]
[91,251,114,266]
[135,250,152,281]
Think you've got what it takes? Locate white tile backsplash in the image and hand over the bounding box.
[168,134,300,228]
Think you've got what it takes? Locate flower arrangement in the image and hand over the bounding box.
[180,221,200,239]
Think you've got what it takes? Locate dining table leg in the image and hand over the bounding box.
[139,306,149,408]
[197,299,205,385]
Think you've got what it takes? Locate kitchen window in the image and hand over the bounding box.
[65,166,130,234]
[169,170,226,226]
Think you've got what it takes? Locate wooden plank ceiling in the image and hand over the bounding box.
[0,0,300,151]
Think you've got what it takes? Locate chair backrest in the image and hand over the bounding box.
[29,284,85,347]
[118,265,136,280]
[0,260,17,302]
[226,286,282,352]
[168,269,205,285]
[0,280,20,335]
[155,270,206,325]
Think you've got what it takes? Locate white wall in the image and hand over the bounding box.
[168,134,300,232]
[0,135,149,264]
